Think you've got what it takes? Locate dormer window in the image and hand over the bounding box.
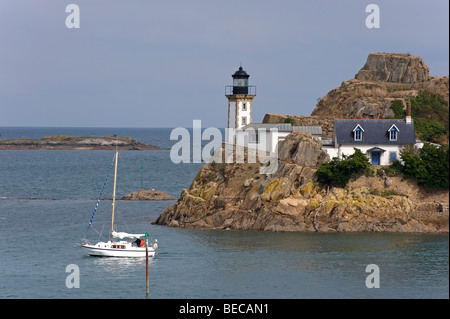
[388,124,399,141]
[353,124,364,141]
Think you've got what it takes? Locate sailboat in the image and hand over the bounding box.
[81,151,158,257]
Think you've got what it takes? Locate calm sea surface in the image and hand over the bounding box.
[0,127,448,299]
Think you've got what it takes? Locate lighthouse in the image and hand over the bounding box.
[225,66,256,135]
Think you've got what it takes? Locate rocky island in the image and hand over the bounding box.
[0,135,164,150]
[153,52,449,232]
[153,132,448,232]
[121,189,176,201]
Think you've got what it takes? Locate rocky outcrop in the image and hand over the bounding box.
[310,53,448,119]
[262,52,448,145]
[153,132,449,232]
[263,54,448,142]
[355,53,430,84]
[121,189,176,201]
[0,136,164,150]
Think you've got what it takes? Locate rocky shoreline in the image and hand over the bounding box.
[153,132,449,232]
[0,135,165,150]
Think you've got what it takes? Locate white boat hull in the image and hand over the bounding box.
[81,241,156,258]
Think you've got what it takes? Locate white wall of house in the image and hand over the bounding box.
[323,146,339,159]
[236,129,291,153]
[247,130,270,153]
[336,144,401,165]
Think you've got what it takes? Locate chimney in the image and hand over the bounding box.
[405,100,412,124]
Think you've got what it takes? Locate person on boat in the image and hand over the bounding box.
[133,238,142,247]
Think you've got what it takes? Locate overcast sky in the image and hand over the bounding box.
[0,0,448,128]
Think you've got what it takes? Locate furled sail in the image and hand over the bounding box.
[112,231,145,239]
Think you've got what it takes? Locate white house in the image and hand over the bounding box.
[323,116,418,165]
[236,123,322,153]
[224,66,419,166]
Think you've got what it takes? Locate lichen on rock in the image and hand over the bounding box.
[153,131,449,232]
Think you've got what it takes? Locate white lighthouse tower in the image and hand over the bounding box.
[225,66,256,143]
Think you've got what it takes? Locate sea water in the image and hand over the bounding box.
[0,127,448,299]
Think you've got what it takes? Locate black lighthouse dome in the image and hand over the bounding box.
[232,66,250,79]
[232,66,250,94]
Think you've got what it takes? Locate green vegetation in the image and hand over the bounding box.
[390,100,406,118]
[413,118,446,142]
[411,91,448,143]
[316,148,371,187]
[284,117,295,125]
[368,188,406,198]
[393,143,449,189]
[390,91,449,144]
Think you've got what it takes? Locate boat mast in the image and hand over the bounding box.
[110,151,119,242]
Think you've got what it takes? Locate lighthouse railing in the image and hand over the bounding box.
[225,85,256,96]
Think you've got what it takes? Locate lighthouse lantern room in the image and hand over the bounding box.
[225,66,256,136]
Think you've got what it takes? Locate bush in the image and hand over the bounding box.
[390,100,406,118]
[316,148,371,187]
[410,91,449,142]
[398,143,449,189]
[413,118,446,142]
[284,117,295,125]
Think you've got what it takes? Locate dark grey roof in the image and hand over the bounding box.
[242,123,293,132]
[293,126,322,135]
[335,119,416,145]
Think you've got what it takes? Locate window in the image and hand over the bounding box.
[352,124,364,141]
[249,132,258,143]
[353,127,363,141]
[242,103,247,111]
[389,130,397,141]
[388,124,399,141]
[242,116,247,125]
[389,152,397,163]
